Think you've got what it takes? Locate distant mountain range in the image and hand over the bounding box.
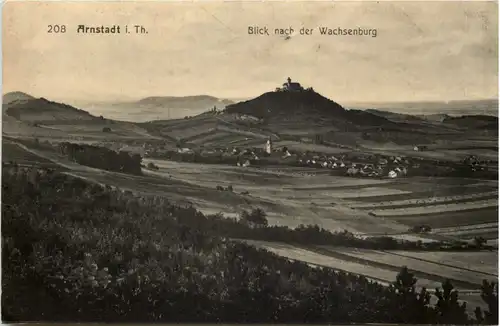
[85,95,235,113]
[366,108,497,130]
[132,95,234,109]
[346,99,498,117]
[60,95,236,121]
[3,91,497,132]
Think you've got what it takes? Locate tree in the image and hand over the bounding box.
[475,307,485,324]
[434,279,470,324]
[480,280,498,324]
[391,267,433,324]
[410,225,432,233]
[241,208,268,227]
[394,266,417,294]
[474,236,487,249]
[314,134,323,144]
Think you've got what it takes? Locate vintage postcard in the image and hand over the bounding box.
[2,1,498,324]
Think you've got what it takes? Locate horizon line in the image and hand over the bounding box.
[3,90,498,105]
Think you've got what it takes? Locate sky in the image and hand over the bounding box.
[3,1,498,103]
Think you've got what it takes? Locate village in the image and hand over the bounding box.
[125,135,493,180]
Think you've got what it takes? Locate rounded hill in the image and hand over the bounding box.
[3,91,35,104]
[225,90,345,119]
[224,89,394,128]
[4,97,96,122]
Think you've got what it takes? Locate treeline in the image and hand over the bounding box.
[178,209,495,252]
[2,167,498,323]
[147,150,301,168]
[59,142,142,175]
[153,150,241,165]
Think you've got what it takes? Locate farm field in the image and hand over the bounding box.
[286,178,392,190]
[387,207,499,229]
[443,229,498,240]
[188,131,234,145]
[363,139,498,163]
[385,179,495,194]
[388,250,498,276]
[364,234,442,243]
[163,121,218,140]
[5,137,497,246]
[241,240,495,295]
[443,149,498,161]
[241,239,444,289]
[216,125,274,140]
[432,222,499,236]
[260,166,334,176]
[219,137,268,147]
[326,187,412,199]
[224,137,263,146]
[273,140,351,154]
[349,190,498,209]
[239,240,491,313]
[122,158,499,244]
[396,150,488,162]
[370,198,498,216]
[139,159,417,234]
[333,175,498,243]
[3,120,160,141]
[351,183,498,203]
[2,141,64,169]
[321,247,497,287]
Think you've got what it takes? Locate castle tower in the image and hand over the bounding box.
[265,137,273,154]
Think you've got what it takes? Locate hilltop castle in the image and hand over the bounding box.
[276,77,305,92]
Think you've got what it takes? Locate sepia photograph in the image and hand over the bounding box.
[2,1,499,324]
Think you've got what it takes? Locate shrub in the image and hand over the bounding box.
[146,162,159,170]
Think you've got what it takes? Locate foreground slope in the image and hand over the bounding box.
[3,166,496,323]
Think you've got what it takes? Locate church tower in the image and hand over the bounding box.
[265,137,273,154]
